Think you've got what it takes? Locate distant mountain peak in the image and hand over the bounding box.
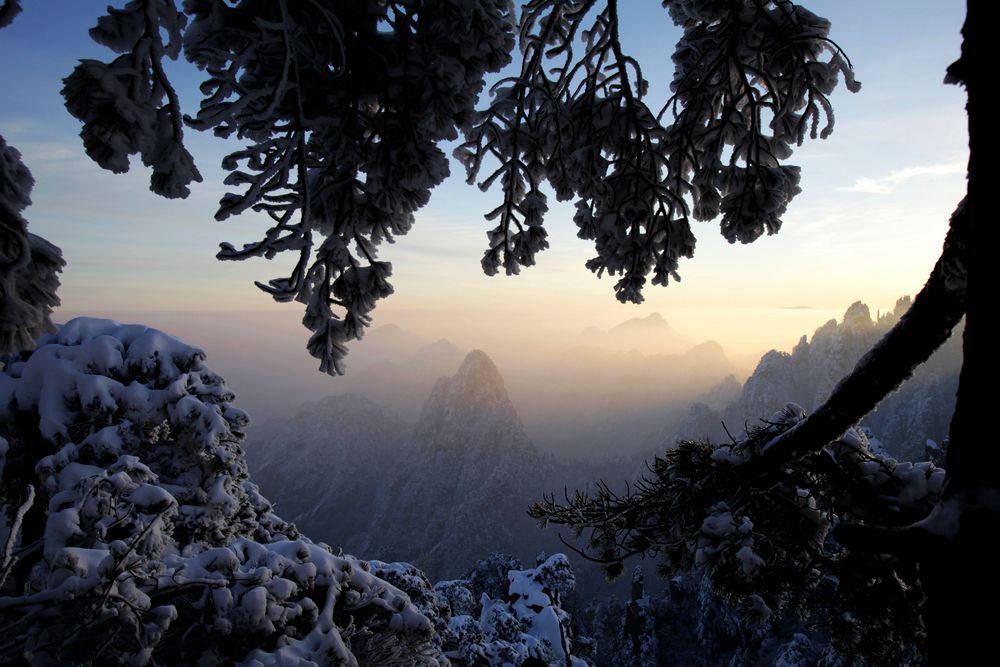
[842,301,874,331]
[455,348,502,381]
[418,337,463,360]
[684,339,727,360]
[373,323,406,334]
[415,349,526,450]
[610,311,673,333]
[441,349,510,411]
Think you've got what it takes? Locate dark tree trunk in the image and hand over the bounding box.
[921,1,1000,663]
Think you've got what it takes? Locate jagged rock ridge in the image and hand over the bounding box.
[677,297,961,460]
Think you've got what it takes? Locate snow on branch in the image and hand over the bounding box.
[458,0,859,304]
[529,409,936,661]
[0,319,446,663]
[0,135,64,354]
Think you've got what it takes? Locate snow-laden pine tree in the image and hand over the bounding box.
[0,318,451,663]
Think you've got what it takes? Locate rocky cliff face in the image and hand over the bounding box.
[246,392,410,547]
[413,350,527,448]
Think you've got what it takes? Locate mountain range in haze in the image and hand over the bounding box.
[580,311,692,353]
[247,297,961,605]
[674,297,961,461]
[321,313,738,458]
[247,348,634,598]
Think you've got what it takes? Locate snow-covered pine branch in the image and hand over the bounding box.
[529,406,938,662]
[65,0,515,375]
[0,135,64,355]
[458,0,859,304]
[62,0,857,373]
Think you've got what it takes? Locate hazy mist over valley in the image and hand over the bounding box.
[227,294,960,609]
[61,304,853,458]
[61,296,962,469]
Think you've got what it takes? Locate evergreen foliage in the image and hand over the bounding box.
[0,136,63,355]
[531,406,937,661]
[61,0,856,373]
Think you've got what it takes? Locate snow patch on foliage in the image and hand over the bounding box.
[0,318,444,664]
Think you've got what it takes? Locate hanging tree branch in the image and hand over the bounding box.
[64,0,517,375]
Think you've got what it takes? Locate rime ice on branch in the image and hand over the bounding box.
[64,0,856,373]
[457,0,858,304]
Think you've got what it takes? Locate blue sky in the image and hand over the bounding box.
[0,1,969,367]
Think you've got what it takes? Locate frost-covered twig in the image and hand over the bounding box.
[459,0,859,304]
[0,484,34,588]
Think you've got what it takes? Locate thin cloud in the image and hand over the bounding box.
[841,161,965,194]
[22,143,78,162]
